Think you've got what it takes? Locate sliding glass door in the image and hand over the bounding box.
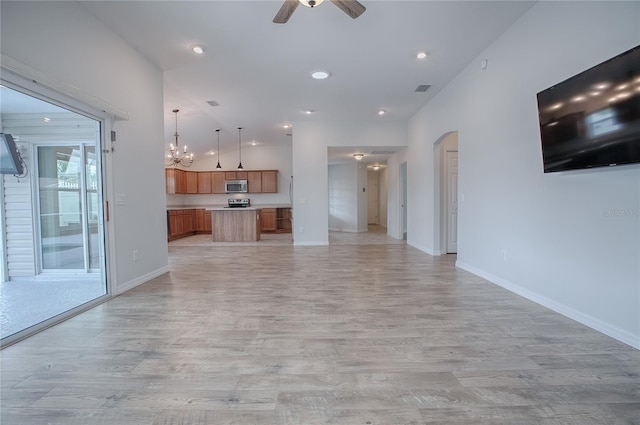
[0,84,109,344]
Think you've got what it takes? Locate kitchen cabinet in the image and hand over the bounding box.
[176,169,187,194]
[195,209,212,234]
[168,209,196,241]
[248,171,262,193]
[197,172,212,194]
[262,171,278,193]
[212,172,226,194]
[166,169,279,194]
[186,171,198,194]
[165,169,176,194]
[276,207,292,233]
[260,208,277,232]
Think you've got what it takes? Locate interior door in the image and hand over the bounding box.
[446,150,458,253]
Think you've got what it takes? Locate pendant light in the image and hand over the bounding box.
[237,127,244,169]
[215,129,222,169]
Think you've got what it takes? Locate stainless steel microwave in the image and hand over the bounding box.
[224,179,248,193]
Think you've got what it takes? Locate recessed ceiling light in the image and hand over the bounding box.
[311,70,330,80]
[416,51,427,59]
[191,45,205,54]
[282,123,291,129]
[43,117,51,123]
[372,165,380,171]
[378,109,386,116]
[304,110,315,115]
[251,141,257,146]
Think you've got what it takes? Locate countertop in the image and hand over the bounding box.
[167,204,292,211]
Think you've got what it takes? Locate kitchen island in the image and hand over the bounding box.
[208,207,261,242]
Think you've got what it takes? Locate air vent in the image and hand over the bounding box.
[414,84,431,93]
[206,100,219,107]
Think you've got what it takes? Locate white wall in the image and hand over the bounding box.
[328,163,358,232]
[292,121,407,245]
[379,167,388,228]
[169,140,293,206]
[1,1,169,293]
[407,1,640,348]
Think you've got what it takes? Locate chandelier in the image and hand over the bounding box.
[165,109,193,167]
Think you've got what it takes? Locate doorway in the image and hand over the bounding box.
[0,84,109,344]
[400,161,407,241]
[435,132,458,254]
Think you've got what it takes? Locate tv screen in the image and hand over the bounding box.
[0,133,25,175]
[537,45,640,173]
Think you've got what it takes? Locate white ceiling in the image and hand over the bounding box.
[13,1,536,164]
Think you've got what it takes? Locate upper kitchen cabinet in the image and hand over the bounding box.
[262,171,278,193]
[248,171,262,193]
[197,172,212,194]
[212,172,225,194]
[166,169,278,194]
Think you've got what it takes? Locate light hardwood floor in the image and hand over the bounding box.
[1,228,638,424]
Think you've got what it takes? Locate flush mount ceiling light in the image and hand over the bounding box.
[300,0,325,7]
[282,123,292,129]
[372,165,380,171]
[378,109,386,116]
[416,51,428,59]
[311,70,330,80]
[304,110,315,115]
[190,45,205,54]
[353,153,364,161]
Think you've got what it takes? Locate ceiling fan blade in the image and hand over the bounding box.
[273,0,299,24]
[330,0,366,19]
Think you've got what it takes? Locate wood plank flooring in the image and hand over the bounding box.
[1,229,638,424]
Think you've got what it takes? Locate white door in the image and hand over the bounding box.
[367,170,379,225]
[446,151,458,253]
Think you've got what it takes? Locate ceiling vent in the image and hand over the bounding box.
[414,84,431,93]
[206,100,219,107]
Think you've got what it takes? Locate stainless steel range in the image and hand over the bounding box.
[227,198,250,208]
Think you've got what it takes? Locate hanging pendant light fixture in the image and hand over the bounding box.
[215,129,222,169]
[165,109,193,167]
[237,127,244,169]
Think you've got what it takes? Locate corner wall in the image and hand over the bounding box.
[407,1,640,347]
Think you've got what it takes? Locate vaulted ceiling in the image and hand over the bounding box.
[79,1,534,162]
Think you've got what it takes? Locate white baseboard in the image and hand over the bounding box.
[407,241,438,256]
[115,265,170,295]
[293,241,329,246]
[456,260,640,350]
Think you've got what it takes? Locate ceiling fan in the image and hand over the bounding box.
[273,0,366,24]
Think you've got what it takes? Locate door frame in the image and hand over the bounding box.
[0,72,114,347]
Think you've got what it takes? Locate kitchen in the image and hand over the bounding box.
[166,134,293,243]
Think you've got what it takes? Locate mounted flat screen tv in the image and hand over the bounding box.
[537,45,640,173]
[0,133,24,175]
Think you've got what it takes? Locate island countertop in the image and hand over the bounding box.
[167,204,291,211]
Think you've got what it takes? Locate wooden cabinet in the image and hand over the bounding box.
[212,172,225,194]
[168,209,196,241]
[165,169,176,194]
[197,172,212,194]
[262,171,278,193]
[276,207,292,233]
[194,209,213,234]
[260,208,277,232]
[186,171,198,194]
[166,169,279,194]
[248,171,262,193]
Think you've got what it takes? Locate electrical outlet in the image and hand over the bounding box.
[133,250,138,262]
